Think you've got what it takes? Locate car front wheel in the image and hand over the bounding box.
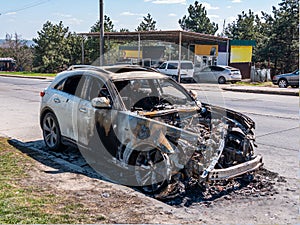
[42,112,64,151]
[134,148,171,194]
[278,79,288,88]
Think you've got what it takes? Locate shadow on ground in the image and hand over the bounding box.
[8,139,283,207]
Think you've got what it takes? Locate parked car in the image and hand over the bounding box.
[157,60,194,82]
[40,64,262,193]
[272,69,299,88]
[194,65,242,84]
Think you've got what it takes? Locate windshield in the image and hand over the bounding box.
[113,78,196,111]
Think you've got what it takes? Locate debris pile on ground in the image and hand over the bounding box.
[155,168,285,206]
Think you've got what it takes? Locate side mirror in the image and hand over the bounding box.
[91,97,111,109]
[189,90,198,100]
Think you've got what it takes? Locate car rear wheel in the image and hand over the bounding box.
[218,76,226,84]
[134,148,170,194]
[42,112,64,151]
[278,79,288,88]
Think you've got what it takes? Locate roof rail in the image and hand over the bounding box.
[67,65,109,74]
[67,65,100,70]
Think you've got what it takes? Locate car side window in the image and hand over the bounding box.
[86,77,111,102]
[181,63,193,70]
[63,75,86,97]
[54,75,85,98]
[202,67,212,72]
[168,63,178,69]
[159,62,166,69]
[211,66,224,72]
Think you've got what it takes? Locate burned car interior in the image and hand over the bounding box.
[41,65,263,195]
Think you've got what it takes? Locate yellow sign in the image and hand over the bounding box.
[195,45,218,56]
[230,46,252,63]
[121,50,142,59]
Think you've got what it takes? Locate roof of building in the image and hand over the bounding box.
[78,30,230,44]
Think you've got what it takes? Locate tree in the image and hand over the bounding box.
[260,0,299,74]
[179,1,218,35]
[1,33,33,71]
[33,21,82,73]
[224,10,265,63]
[85,15,116,64]
[136,13,157,31]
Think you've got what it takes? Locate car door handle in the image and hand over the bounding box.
[79,107,87,113]
[53,98,60,103]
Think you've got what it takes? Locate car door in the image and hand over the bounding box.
[290,70,299,86]
[49,74,86,141]
[197,66,213,82]
[77,75,118,154]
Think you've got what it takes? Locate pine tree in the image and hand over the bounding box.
[178,1,218,35]
[136,13,157,31]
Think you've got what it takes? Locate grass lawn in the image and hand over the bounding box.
[0,138,99,224]
[235,81,275,87]
[0,71,56,77]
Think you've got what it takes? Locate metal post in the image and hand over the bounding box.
[178,31,182,83]
[138,33,141,65]
[99,0,104,66]
[81,35,85,64]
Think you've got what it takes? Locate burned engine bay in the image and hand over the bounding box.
[109,78,263,194]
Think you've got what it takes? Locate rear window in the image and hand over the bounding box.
[181,63,193,70]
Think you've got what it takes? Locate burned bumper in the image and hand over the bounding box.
[207,154,263,181]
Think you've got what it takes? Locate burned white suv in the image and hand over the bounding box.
[40,65,263,193]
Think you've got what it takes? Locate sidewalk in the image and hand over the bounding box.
[221,85,299,96]
[0,73,298,96]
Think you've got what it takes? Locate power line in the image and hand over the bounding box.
[0,0,50,16]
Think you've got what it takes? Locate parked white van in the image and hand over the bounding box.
[157,60,194,82]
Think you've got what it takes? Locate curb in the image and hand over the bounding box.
[222,87,299,97]
[0,74,54,80]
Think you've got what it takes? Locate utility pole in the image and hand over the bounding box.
[99,0,104,66]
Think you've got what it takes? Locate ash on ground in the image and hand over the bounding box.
[154,168,285,207]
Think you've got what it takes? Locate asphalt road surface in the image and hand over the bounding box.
[0,76,298,179]
[0,76,298,223]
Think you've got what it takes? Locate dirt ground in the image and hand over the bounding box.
[12,140,299,224]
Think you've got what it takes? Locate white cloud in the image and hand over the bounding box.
[202,2,219,10]
[231,0,242,3]
[4,12,17,16]
[227,6,232,9]
[208,15,220,19]
[121,11,144,16]
[53,13,72,18]
[66,18,83,26]
[146,0,186,4]
[168,13,177,17]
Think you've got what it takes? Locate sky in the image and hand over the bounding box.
[0,0,281,40]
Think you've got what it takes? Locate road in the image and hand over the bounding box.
[188,84,299,180]
[0,76,298,223]
[0,76,298,179]
[0,76,51,141]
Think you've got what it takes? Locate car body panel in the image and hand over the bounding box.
[272,69,299,87]
[40,65,263,191]
[157,60,194,79]
[194,65,242,83]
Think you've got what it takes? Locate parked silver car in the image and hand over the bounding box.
[40,65,262,193]
[272,69,299,88]
[194,65,242,84]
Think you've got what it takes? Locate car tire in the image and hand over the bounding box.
[42,112,64,151]
[171,75,178,82]
[278,79,288,88]
[218,76,226,84]
[133,148,170,194]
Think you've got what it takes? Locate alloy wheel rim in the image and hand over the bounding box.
[43,116,58,148]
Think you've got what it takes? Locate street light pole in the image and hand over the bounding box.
[99,0,104,66]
